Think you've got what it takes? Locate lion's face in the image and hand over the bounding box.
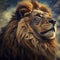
[29,9,56,39]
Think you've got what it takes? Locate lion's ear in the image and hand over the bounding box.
[39,5,52,16]
[17,1,33,17]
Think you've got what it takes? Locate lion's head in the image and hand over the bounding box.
[16,1,56,40]
[1,0,57,60]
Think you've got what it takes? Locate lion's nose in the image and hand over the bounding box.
[49,20,56,25]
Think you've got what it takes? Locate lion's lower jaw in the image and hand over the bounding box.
[43,31,56,39]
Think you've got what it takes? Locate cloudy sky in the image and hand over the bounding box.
[0,0,60,59]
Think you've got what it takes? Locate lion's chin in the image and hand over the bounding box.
[43,31,56,39]
[40,27,56,39]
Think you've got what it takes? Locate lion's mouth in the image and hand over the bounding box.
[40,27,56,39]
[40,27,55,34]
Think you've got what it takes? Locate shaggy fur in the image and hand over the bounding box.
[0,0,57,60]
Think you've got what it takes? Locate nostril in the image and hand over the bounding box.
[49,20,56,25]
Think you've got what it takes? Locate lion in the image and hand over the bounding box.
[0,0,57,60]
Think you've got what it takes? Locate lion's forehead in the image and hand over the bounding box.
[31,9,51,18]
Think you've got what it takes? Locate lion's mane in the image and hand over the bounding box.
[0,0,57,60]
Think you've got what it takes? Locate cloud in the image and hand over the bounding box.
[54,0,60,8]
[0,7,16,28]
[2,7,16,20]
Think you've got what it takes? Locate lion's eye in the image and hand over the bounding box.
[33,17,41,25]
[33,20,39,25]
[35,13,41,17]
